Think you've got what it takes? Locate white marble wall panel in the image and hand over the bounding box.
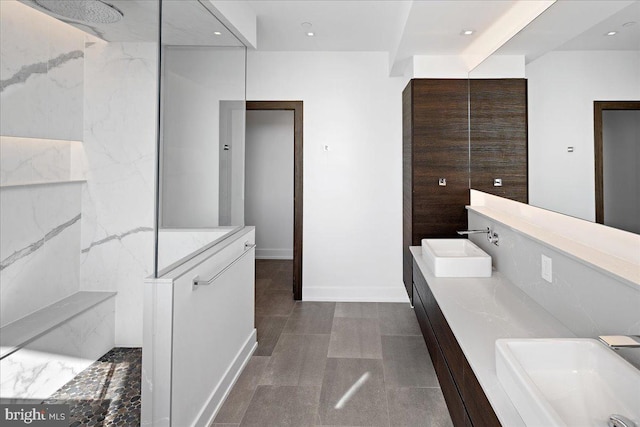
[0,136,81,186]
[0,295,115,402]
[0,0,84,140]
[0,182,82,326]
[81,41,157,346]
[467,210,640,366]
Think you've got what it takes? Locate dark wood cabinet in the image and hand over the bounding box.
[413,261,501,427]
[470,79,528,203]
[403,78,528,301]
[403,79,470,301]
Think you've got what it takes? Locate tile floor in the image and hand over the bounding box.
[212,259,453,427]
[43,347,142,427]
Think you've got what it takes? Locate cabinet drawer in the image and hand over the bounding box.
[414,285,469,427]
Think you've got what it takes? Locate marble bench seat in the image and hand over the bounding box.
[0,291,116,403]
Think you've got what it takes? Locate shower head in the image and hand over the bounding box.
[33,0,124,24]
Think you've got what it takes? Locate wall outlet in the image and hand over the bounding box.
[541,254,552,283]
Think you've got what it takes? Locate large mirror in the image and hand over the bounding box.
[155,1,247,275]
[469,0,640,234]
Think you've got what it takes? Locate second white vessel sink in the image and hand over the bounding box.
[496,338,640,427]
[421,238,492,277]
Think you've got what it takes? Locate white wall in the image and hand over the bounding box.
[247,51,408,301]
[603,110,640,234]
[245,110,294,259]
[526,50,640,221]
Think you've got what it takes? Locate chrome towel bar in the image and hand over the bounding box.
[192,242,256,288]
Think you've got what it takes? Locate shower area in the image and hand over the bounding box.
[0,0,248,424]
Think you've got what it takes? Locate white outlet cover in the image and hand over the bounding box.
[541,254,552,283]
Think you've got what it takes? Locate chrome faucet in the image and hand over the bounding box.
[457,228,490,236]
[598,335,640,350]
[457,227,499,246]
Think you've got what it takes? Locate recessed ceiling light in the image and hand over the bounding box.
[623,21,637,27]
[214,31,222,35]
[606,31,617,36]
[306,32,315,37]
[461,30,475,36]
[301,22,312,29]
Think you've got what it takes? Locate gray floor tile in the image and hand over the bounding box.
[328,317,382,359]
[267,269,293,292]
[381,335,437,388]
[317,358,389,427]
[386,387,453,427]
[210,424,239,427]
[255,289,295,317]
[334,302,379,319]
[260,334,330,386]
[239,385,320,427]
[254,278,272,296]
[377,303,421,336]
[213,356,270,424]
[283,302,336,334]
[255,315,289,356]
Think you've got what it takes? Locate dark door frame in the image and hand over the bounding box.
[593,100,640,224]
[246,101,304,300]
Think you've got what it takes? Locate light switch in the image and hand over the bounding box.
[494,178,502,187]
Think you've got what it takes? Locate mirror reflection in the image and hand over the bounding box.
[469,0,639,234]
[156,1,247,274]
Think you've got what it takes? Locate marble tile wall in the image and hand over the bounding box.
[0,295,115,403]
[80,41,157,346]
[0,136,81,186]
[0,182,82,326]
[0,0,84,140]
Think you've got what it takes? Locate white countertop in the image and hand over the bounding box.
[410,246,575,427]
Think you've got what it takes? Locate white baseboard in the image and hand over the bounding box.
[195,329,257,427]
[302,286,410,303]
[255,248,293,259]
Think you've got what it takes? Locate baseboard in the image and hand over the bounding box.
[194,329,257,427]
[255,248,293,259]
[303,286,410,303]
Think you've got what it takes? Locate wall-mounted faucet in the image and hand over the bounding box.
[457,227,499,246]
[598,335,640,350]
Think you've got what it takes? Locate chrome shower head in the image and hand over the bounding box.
[34,0,124,24]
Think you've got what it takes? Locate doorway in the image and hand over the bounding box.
[594,101,640,233]
[246,101,303,299]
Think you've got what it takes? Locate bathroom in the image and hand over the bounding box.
[0,0,638,426]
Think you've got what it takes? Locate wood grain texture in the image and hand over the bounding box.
[246,101,304,300]
[403,79,470,301]
[470,79,528,203]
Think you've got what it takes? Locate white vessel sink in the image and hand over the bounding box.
[496,338,640,427]
[421,239,491,277]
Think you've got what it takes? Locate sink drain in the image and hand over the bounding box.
[609,414,636,427]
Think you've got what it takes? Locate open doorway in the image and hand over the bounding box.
[594,101,640,234]
[246,101,303,299]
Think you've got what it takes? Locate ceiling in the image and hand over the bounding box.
[19,0,640,69]
[491,1,639,63]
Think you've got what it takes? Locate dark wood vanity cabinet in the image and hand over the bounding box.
[402,79,470,301]
[403,78,528,301]
[470,79,528,203]
[413,261,501,427]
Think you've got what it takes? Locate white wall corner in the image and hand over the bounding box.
[202,0,257,49]
[411,55,469,78]
[469,55,526,78]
